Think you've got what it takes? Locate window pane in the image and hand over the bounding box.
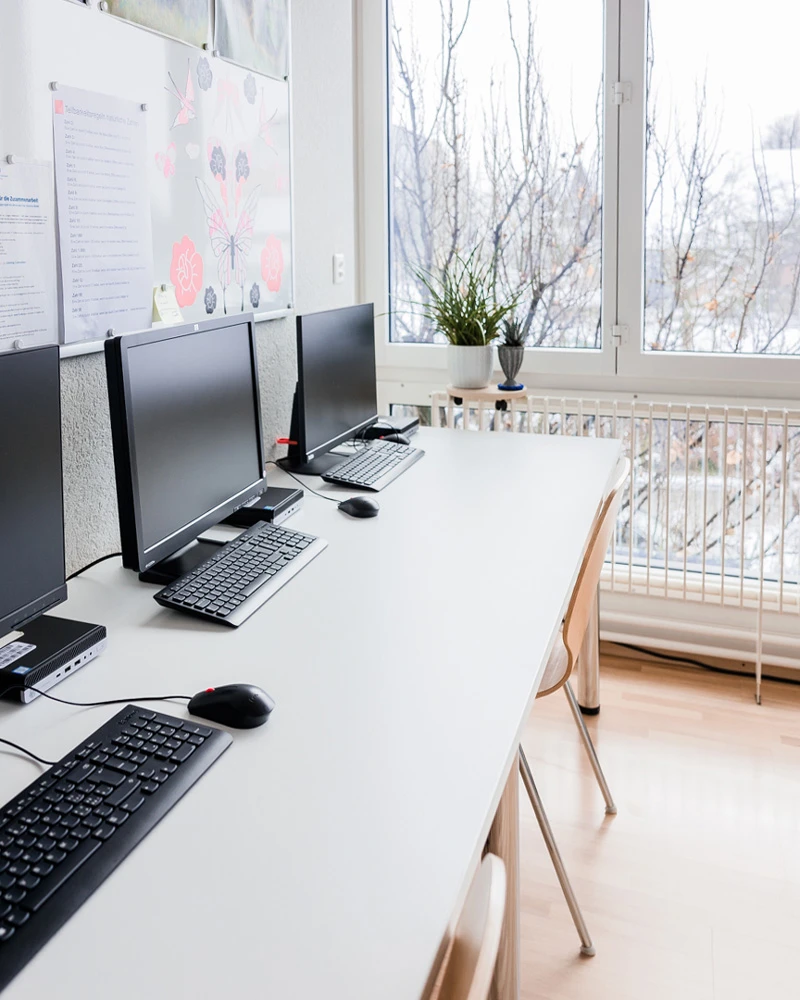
[645,0,800,355]
[388,0,603,347]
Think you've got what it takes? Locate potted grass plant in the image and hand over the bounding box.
[497,315,526,390]
[415,251,517,389]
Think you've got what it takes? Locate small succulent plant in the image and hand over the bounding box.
[501,316,527,348]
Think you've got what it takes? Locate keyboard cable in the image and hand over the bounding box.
[265,461,341,503]
[0,685,193,767]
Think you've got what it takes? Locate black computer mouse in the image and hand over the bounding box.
[338,496,380,518]
[188,684,275,729]
[382,432,410,445]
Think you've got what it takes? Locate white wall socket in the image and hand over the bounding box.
[332,253,345,285]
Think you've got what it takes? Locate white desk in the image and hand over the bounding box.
[0,429,620,1000]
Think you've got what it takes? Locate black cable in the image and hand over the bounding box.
[0,739,56,767]
[21,686,191,709]
[609,640,800,687]
[66,551,122,581]
[0,686,193,767]
[266,461,341,503]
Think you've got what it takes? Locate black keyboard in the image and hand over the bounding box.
[155,520,327,627]
[0,706,231,991]
[322,440,424,491]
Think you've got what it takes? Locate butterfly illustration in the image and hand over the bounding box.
[196,178,261,314]
[166,62,196,129]
[155,142,176,178]
[258,89,278,154]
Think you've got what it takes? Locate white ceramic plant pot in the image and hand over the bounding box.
[447,344,494,389]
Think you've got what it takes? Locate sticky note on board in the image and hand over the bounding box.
[152,284,184,325]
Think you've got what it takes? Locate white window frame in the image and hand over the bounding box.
[357,0,800,406]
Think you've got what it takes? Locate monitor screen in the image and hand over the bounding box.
[0,346,66,635]
[109,319,265,568]
[297,304,377,456]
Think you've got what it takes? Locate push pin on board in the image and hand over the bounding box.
[161,283,168,292]
[106,328,115,339]
[5,155,18,165]
[141,104,148,112]
[49,82,59,92]
[12,340,23,351]
[98,1,109,11]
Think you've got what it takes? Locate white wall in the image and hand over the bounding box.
[0,0,357,573]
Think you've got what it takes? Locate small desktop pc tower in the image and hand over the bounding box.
[0,345,106,703]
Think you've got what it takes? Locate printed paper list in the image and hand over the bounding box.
[53,87,153,342]
[0,161,57,348]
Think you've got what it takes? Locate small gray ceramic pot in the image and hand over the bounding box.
[497,345,525,390]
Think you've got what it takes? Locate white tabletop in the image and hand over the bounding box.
[0,428,620,1000]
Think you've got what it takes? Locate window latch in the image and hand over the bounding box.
[613,81,632,106]
[611,324,629,346]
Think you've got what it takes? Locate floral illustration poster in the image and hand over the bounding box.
[106,0,210,49]
[214,0,289,80]
[149,49,293,321]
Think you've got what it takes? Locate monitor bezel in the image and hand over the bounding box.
[105,314,267,574]
[293,303,378,462]
[0,344,67,638]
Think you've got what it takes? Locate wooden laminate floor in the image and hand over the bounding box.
[520,658,800,1000]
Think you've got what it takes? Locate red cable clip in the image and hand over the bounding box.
[275,437,297,445]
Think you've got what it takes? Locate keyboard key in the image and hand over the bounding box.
[106,759,138,776]
[23,839,101,913]
[92,769,124,788]
[6,908,29,928]
[0,924,15,942]
[92,825,114,842]
[106,779,140,808]
[171,744,196,764]
[122,794,145,814]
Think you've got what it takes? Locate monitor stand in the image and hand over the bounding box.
[277,453,346,477]
[138,538,224,586]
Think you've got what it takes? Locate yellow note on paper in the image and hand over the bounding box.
[152,284,184,325]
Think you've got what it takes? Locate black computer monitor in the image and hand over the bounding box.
[285,303,378,474]
[105,315,267,584]
[0,345,67,638]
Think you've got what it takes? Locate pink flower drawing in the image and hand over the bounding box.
[261,236,284,293]
[170,236,203,307]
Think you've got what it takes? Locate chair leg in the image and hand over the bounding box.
[518,745,596,957]
[564,681,617,815]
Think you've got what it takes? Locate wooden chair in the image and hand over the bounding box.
[434,854,507,1000]
[518,457,629,957]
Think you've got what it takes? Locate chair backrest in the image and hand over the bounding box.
[544,456,629,695]
[436,854,507,1000]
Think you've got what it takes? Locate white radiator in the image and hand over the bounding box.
[431,392,800,699]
